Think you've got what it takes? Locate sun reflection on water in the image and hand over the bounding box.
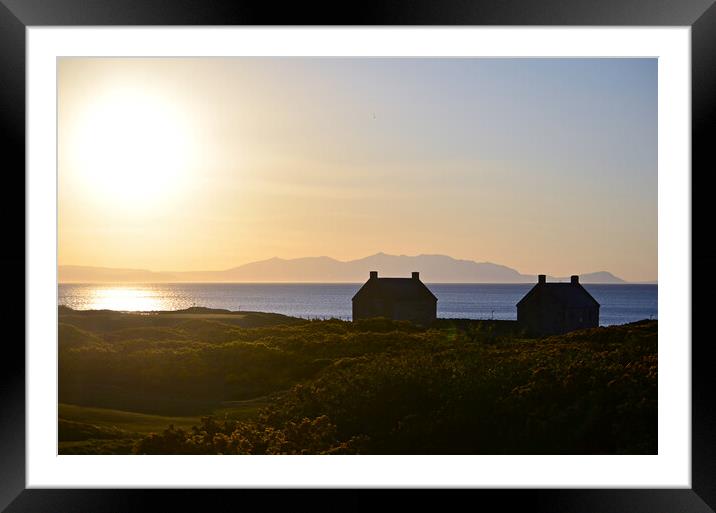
[86,286,169,312]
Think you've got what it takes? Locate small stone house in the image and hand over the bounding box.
[517,274,600,335]
[352,271,437,325]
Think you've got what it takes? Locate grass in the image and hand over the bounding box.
[58,306,657,455]
[59,439,139,455]
[58,398,270,454]
[59,403,201,434]
[158,313,248,319]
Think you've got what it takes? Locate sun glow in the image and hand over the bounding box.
[86,286,167,311]
[66,88,194,207]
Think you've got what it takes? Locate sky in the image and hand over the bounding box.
[58,58,657,282]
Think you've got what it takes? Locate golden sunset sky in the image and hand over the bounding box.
[58,58,657,282]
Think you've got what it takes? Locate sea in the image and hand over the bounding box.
[58,283,657,327]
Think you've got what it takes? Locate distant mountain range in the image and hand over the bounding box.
[59,253,631,284]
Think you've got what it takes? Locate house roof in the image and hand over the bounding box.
[516,283,600,309]
[352,277,438,302]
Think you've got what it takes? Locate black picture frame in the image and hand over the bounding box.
[3,0,714,511]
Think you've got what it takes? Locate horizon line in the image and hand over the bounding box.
[57,280,658,285]
[57,251,653,282]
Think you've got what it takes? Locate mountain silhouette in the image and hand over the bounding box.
[59,253,627,284]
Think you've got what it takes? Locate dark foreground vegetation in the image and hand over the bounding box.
[59,306,657,455]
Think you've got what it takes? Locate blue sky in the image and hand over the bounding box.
[59,58,657,281]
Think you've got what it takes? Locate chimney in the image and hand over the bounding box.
[571,275,579,284]
[538,274,546,284]
[412,272,420,280]
[370,271,378,279]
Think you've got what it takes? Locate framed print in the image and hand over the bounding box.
[4,0,716,511]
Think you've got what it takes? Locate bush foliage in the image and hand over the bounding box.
[59,308,657,454]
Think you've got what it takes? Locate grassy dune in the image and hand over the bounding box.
[58,307,657,455]
[58,399,270,454]
[59,403,201,434]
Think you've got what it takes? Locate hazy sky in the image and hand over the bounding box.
[58,58,657,282]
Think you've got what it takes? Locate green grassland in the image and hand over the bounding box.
[58,400,269,454]
[60,403,199,434]
[58,307,657,455]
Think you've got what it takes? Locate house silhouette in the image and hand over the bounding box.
[517,274,600,335]
[352,271,437,325]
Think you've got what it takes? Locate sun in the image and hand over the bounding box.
[67,88,194,207]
